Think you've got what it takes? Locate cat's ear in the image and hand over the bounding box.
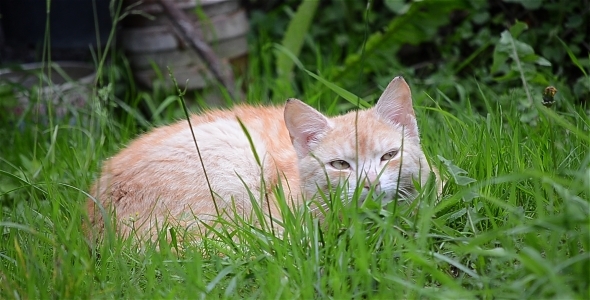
[284,99,332,157]
[374,76,420,139]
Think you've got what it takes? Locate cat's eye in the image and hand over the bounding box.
[330,160,351,170]
[381,150,399,161]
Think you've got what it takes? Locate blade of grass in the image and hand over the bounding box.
[275,0,319,81]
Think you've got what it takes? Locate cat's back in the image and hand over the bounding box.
[97,104,289,179]
[124,104,287,152]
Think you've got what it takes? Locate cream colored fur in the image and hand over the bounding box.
[87,76,439,241]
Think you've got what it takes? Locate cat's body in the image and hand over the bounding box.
[87,77,439,240]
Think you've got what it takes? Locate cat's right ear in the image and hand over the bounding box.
[284,99,332,157]
[374,76,420,139]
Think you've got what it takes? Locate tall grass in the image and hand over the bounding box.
[0,4,588,300]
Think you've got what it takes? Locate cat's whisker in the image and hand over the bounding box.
[393,185,419,203]
[309,201,331,214]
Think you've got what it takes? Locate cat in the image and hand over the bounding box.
[86,76,440,241]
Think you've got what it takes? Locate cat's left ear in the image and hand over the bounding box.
[374,76,420,140]
[284,99,332,157]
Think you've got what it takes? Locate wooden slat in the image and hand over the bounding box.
[121,9,248,53]
[127,35,247,70]
[125,0,238,15]
[123,0,240,26]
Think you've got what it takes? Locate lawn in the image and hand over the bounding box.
[0,1,589,299]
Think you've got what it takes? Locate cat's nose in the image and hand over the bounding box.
[363,174,380,191]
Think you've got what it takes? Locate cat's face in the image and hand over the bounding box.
[284,76,434,205]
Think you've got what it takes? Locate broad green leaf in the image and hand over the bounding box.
[438,155,477,186]
[509,21,528,38]
[491,44,509,74]
[384,0,410,14]
[535,56,552,67]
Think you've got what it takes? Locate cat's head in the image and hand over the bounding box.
[284,76,436,205]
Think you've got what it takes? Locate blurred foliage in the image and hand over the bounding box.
[245,0,590,108]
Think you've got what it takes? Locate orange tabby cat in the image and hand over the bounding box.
[87,76,439,241]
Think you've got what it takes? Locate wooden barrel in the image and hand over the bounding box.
[120,0,248,91]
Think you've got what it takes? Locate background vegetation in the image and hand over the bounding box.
[248,0,589,107]
[0,0,588,298]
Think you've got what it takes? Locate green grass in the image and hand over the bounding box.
[1,23,589,300]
